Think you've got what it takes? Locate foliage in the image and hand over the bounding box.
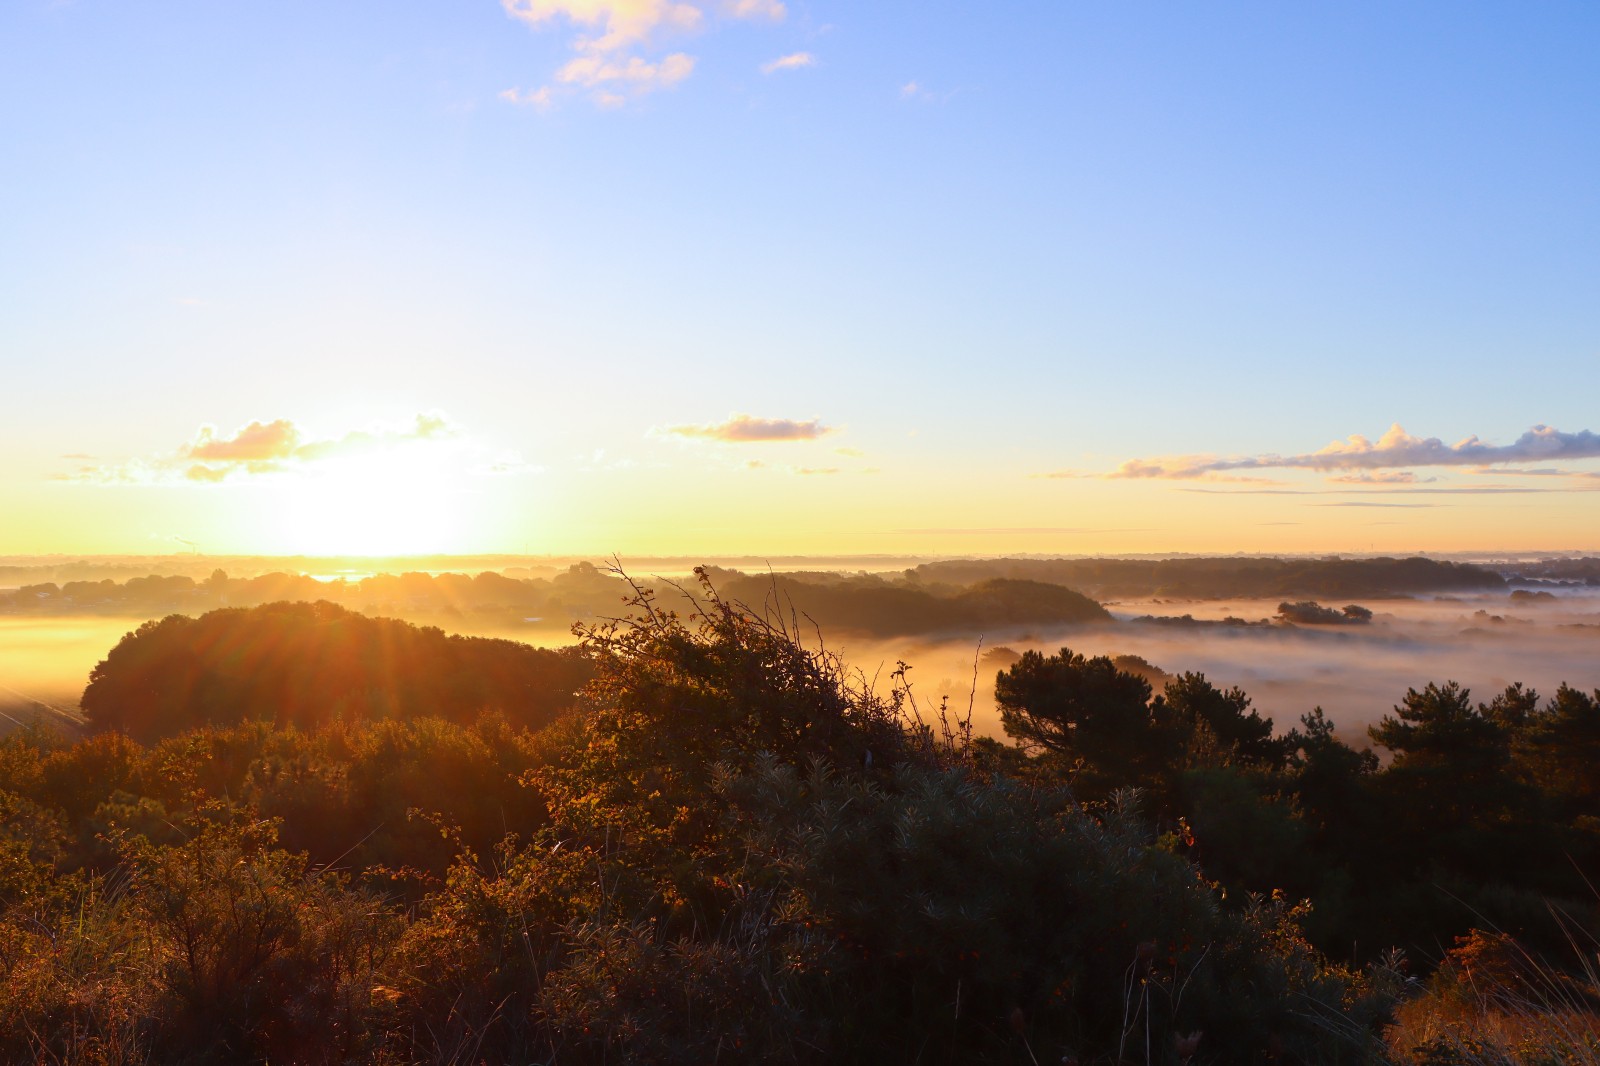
[80,600,592,740]
[12,579,1600,1062]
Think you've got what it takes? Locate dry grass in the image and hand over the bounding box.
[1387,928,1600,1065]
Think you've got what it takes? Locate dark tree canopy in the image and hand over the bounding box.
[80,601,593,741]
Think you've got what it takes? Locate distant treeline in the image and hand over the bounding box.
[1,564,1113,638]
[0,564,628,623]
[909,555,1510,599]
[3,556,1549,632]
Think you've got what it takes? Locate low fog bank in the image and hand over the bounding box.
[824,589,1600,746]
[0,617,109,733]
[3,564,1597,750]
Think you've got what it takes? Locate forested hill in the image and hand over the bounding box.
[704,572,1111,634]
[81,601,593,741]
[911,555,1505,599]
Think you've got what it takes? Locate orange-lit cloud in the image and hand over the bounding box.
[666,413,834,442]
[61,414,470,485]
[557,51,695,91]
[503,0,704,53]
[183,419,301,462]
[501,0,782,108]
[1102,424,1600,479]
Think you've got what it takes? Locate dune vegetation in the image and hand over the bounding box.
[2,572,1599,1063]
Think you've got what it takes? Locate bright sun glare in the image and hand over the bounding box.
[270,452,466,556]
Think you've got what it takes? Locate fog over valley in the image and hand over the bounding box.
[5,554,1596,747]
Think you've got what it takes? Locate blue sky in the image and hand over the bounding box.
[4,1,1598,555]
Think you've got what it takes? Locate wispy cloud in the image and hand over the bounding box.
[1104,424,1600,480]
[1316,501,1436,509]
[665,413,834,442]
[761,51,814,74]
[1326,471,1438,485]
[501,0,782,109]
[55,414,529,485]
[500,85,555,109]
[899,80,956,103]
[728,0,784,18]
[1179,485,1561,497]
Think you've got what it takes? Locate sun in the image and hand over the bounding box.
[268,450,470,557]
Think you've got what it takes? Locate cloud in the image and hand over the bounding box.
[502,0,781,108]
[882,526,1153,536]
[1179,485,1557,497]
[899,80,956,103]
[833,447,864,458]
[728,0,784,18]
[1105,424,1600,480]
[1316,501,1436,509]
[183,419,301,463]
[500,86,555,109]
[665,413,834,442]
[795,467,840,476]
[502,0,704,53]
[61,414,476,485]
[1326,471,1438,485]
[761,51,814,74]
[558,51,695,90]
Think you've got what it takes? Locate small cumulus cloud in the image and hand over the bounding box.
[665,413,834,443]
[1102,424,1600,480]
[558,51,696,91]
[501,0,782,109]
[183,419,302,463]
[502,0,704,54]
[833,447,864,458]
[795,467,840,476]
[761,51,814,74]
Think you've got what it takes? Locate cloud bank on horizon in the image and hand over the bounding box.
[1057,424,1600,483]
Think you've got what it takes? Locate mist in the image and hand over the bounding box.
[822,589,1600,745]
[0,616,134,731]
[4,576,1597,752]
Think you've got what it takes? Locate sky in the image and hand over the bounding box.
[3,1,1599,558]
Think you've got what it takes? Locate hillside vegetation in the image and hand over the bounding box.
[2,573,1599,1063]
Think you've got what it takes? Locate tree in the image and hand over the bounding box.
[994,649,1173,791]
[1162,672,1285,770]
